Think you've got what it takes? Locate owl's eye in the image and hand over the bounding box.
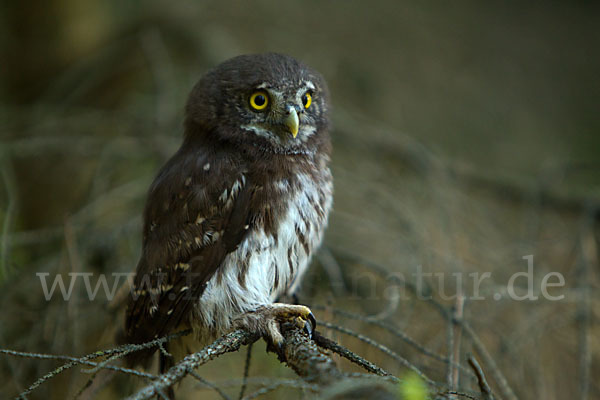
[249,91,269,110]
[301,92,312,109]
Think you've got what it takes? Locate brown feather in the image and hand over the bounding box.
[121,53,332,368]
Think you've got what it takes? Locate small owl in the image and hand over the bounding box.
[123,53,332,368]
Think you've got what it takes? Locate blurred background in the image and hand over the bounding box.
[1,1,599,399]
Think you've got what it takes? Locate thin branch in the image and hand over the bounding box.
[447,304,455,393]
[2,329,191,399]
[448,293,465,397]
[334,244,513,400]
[1,348,155,399]
[461,322,517,400]
[312,330,395,379]
[238,342,253,400]
[241,379,318,400]
[467,354,494,400]
[72,368,116,400]
[126,330,258,400]
[441,390,482,400]
[319,321,435,386]
[128,325,404,400]
[192,376,318,391]
[342,372,403,384]
[189,371,232,400]
[83,329,191,374]
[312,305,474,378]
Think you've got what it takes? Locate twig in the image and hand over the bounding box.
[73,368,115,400]
[83,329,190,374]
[241,379,318,400]
[238,342,253,400]
[319,321,435,386]
[312,330,395,379]
[448,293,465,397]
[129,324,403,400]
[157,342,172,359]
[2,329,191,399]
[312,305,474,378]
[343,372,401,383]
[327,243,515,397]
[189,371,232,400]
[447,305,455,394]
[461,322,517,400]
[192,376,318,391]
[441,390,482,400]
[126,330,258,400]
[1,348,155,399]
[467,354,494,400]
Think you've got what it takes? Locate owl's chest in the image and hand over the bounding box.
[196,170,332,331]
[255,173,331,292]
[231,171,331,295]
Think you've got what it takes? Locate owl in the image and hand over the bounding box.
[123,53,333,368]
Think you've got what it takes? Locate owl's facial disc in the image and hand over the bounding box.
[241,84,317,146]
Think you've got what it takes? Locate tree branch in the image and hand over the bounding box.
[128,324,401,400]
[126,330,258,400]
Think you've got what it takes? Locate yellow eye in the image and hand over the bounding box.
[301,92,312,109]
[249,91,269,110]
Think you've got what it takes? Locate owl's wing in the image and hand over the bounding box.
[123,148,252,363]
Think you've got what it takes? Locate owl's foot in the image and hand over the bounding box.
[233,303,316,353]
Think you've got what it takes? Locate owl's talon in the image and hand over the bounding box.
[308,312,316,332]
[303,317,314,338]
[233,303,317,353]
[298,312,315,338]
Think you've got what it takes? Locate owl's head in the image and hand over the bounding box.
[185,53,330,155]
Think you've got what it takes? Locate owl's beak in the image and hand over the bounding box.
[283,107,299,138]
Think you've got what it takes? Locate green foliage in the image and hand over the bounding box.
[399,373,429,400]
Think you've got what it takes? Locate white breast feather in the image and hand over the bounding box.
[192,171,332,338]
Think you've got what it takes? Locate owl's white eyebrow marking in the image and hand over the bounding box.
[253,83,284,100]
[241,124,273,139]
[296,82,316,99]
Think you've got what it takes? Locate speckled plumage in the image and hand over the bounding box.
[123,53,332,366]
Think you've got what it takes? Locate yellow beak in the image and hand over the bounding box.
[284,107,299,138]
